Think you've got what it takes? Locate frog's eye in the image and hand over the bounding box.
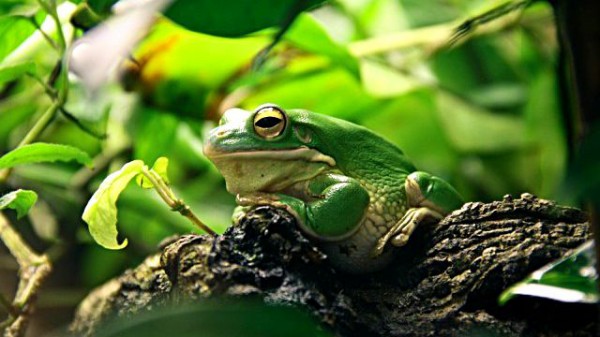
[253,105,287,139]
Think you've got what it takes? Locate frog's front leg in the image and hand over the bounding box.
[371,171,463,257]
[237,173,370,240]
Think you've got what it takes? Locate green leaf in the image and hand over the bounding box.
[131,107,179,163]
[524,72,566,197]
[0,0,39,18]
[82,160,145,250]
[285,13,359,76]
[401,0,459,27]
[0,189,37,219]
[129,20,267,116]
[0,16,36,62]
[433,38,520,96]
[435,92,528,153]
[0,92,39,148]
[499,240,599,304]
[465,83,527,110]
[361,89,457,173]
[4,2,40,18]
[95,300,332,337]
[0,143,94,169]
[0,61,35,84]
[163,0,326,37]
[242,67,375,121]
[359,59,421,97]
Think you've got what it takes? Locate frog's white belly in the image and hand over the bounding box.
[320,198,407,273]
[320,226,394,273]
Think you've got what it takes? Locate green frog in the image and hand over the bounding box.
[204,104,463,273]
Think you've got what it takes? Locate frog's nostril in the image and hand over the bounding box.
[216,130,229,138]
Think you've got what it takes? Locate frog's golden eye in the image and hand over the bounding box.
[253,105,287,139]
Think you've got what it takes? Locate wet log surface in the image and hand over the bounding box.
[70,194,597,337]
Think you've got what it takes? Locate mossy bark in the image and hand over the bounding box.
[70,194,597,337]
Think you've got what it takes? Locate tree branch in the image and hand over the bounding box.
[70,194,594,337]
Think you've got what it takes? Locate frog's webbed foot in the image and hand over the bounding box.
[371,207,442,257]
[370,171,463,258]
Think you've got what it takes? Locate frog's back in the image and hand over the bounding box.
[290,109,416,180]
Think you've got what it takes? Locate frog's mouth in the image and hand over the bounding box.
[203,145,336,194]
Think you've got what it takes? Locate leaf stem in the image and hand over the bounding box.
[0,100,61,182]
[38,0,67,53]
[25,73,57,98]
[27,16,59,51]
[140,168,217,236]
[141,168,175,207]
[18,100,61,148]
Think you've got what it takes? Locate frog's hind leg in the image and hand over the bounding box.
[371,171,463,257]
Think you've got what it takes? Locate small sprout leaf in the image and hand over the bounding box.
[151,157,169,183]
[0,143,93,169]
[82,160,145,250]
[0,189,38,219]
[135,157,169,189]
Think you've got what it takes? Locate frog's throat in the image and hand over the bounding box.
[204,146,337,167]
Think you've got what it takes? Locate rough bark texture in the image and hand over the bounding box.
[70,194,597,337]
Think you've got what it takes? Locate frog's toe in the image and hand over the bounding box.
[370,240,387,258]
[389,216,417,247]
[391,233,409,247]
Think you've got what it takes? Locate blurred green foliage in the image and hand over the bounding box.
[0,0,567,333]
[94,300,332,337]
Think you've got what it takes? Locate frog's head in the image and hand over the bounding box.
[203,104,336,194]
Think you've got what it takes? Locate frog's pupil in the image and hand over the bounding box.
[255,116,281,128]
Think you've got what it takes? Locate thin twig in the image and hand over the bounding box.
[0,100,62,183]
[27,16,59,51]
[25,73,57,98]
[59,108,107,140]
[348,23,453,57]
[447,0,531,47]
[37,0,67,53]
[348,0,540,57]
[18,101,61,148]
[0,213,52,337]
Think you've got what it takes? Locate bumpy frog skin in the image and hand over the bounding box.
[204,104,463,273]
